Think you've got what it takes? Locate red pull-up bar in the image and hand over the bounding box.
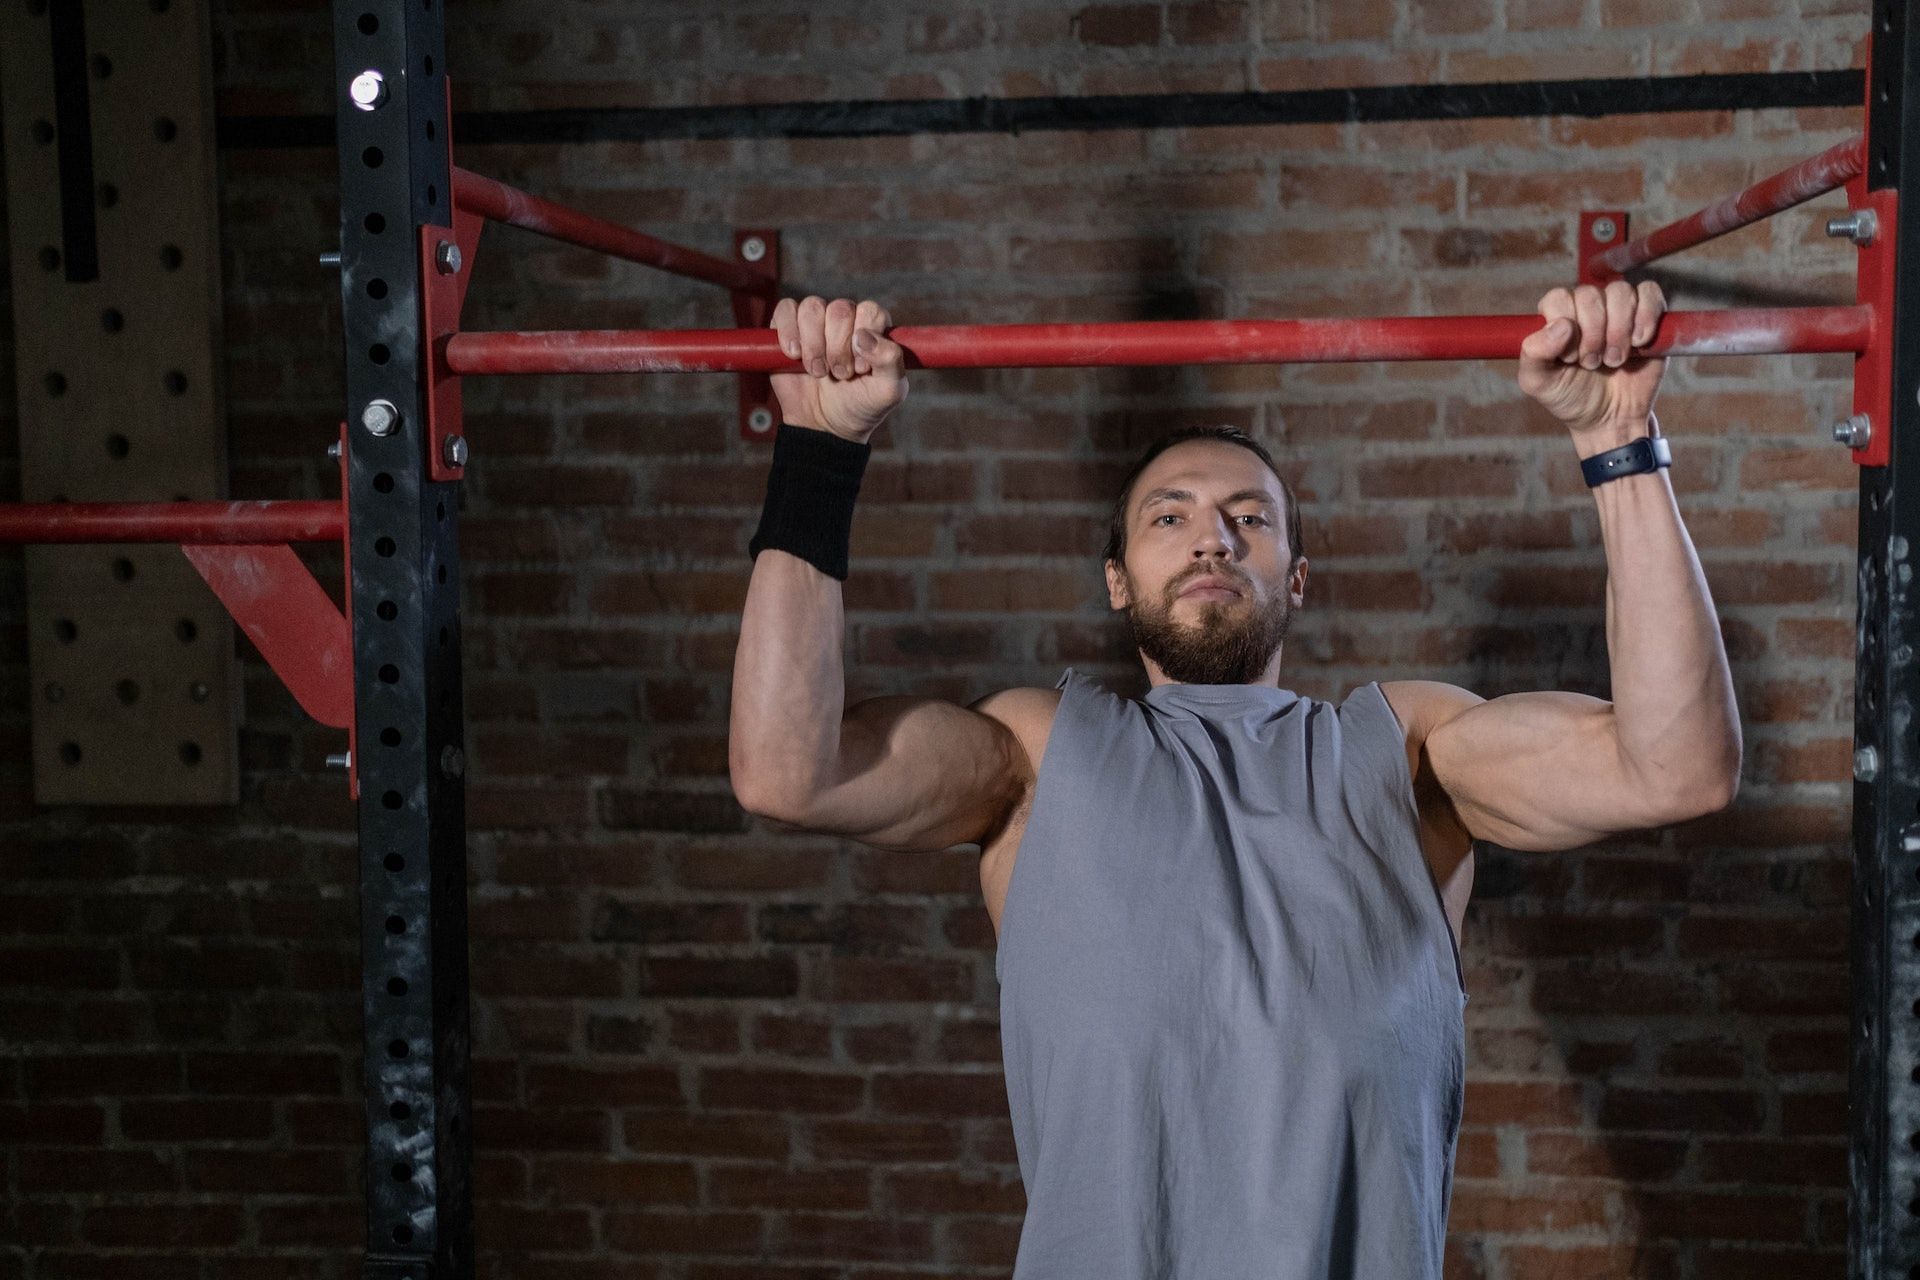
[1590,135,1866,279]
[0,500,345,544]
[452,168,778,299]
[440,305,1873,376]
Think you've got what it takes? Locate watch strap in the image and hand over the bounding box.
[1581,433,1672,488]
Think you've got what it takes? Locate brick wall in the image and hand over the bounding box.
[0,0,1869,1276]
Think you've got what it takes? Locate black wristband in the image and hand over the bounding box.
[747,423,872,581]
[1580,434,1671,487]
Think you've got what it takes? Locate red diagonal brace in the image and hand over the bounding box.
[181,542,352,729]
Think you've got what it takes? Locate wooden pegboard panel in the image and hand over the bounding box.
[1,0,239,805]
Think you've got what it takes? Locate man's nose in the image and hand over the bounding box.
[1191,520,1236,557]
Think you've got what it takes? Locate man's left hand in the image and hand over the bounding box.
[1518,281,1667,446]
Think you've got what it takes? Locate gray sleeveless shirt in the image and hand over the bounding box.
[995,667,1468,1278]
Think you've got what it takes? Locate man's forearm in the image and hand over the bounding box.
[729,549,848,813]
[1583,418,1743,802]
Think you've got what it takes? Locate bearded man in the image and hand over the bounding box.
[728,284,1740,1279]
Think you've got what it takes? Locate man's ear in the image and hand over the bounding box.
[1105,559,1130,610]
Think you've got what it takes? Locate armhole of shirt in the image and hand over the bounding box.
[1364,681,1469,1003]
[994,667,1078,983]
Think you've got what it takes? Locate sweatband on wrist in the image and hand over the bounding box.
[747,423,872,581]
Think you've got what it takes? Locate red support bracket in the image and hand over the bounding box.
[179,421,359,797]
[1847,180,1897,470]
[422,208,485,483]
[1578,211,1630,286]
[181,544,352,726]
[733,229,781,442]
[424,76,483,484]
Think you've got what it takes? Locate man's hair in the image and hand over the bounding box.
[1102,426,1304,572]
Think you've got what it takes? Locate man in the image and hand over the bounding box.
[728,285,1741,1278]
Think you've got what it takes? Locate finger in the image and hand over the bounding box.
[1572,285,1606,368]
[824,298,856,380]
[1603,280,1636,367]
[1520,316,1576,364]
[796,295,828,378]
[771,297,800,361]
[1536,288,1576,363]
[860,332,907,382]
[853,300,886,375]
[1632,280,1666,347]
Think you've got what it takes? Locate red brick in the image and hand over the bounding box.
[1447,1183,1612,1234]
[700,1067,865,1114]
[529,1157,699,1206]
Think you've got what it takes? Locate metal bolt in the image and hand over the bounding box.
[1590,217,1617,244]
[1856,745,1881,783]
[349,70,387,111]
[740,236,767,263]
[442,435,469,468]
[1826,209,1878,246]
[319,251,342,267]
[747,407,774,434]
[326,441,342,459]
[43,682,63,704]
[1833,413,1872,449]
[361,399,399,437]
[326,751,353,770]
[1896,644,1914,665]
[434,240,462,275]
[440,745,465,779]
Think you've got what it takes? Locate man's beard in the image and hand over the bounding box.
[1124,565,1295,686]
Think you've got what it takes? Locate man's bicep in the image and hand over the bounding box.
[804,693,1033,852]
[1422,687,1671,853]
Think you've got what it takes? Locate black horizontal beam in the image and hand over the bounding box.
[220,68,1862,150]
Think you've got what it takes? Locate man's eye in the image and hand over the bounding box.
[1237,515,1267,526]
[1154,514,1180,526]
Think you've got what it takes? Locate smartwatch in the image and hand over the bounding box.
[1581,428,1672,488]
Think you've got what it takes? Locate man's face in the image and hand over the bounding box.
[1104,440,1307,686]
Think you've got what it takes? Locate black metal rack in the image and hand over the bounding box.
[328,4,472,1276]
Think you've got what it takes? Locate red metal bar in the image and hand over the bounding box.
[441,305,1872,375]
[183,544,353,729]
[452,167,777,298]
[1592,136,1866,279]
[0,500,344,544]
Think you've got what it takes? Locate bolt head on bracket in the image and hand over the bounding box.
[1577,211,1630,287]
[1855,745,1880,782]
[349,69,387,111]
[1826,209,1878,246]
[442,435,469,468]
[1832,413,1872,450]
[740,236,768,263]
[361,399,400,437]
[434,240,462,275]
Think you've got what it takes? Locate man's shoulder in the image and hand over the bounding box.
[1375,679,1486,743]
[968,686,1066,781]
[968,685,1066,735]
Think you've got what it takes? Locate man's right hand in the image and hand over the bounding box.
[769,296,908,444]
